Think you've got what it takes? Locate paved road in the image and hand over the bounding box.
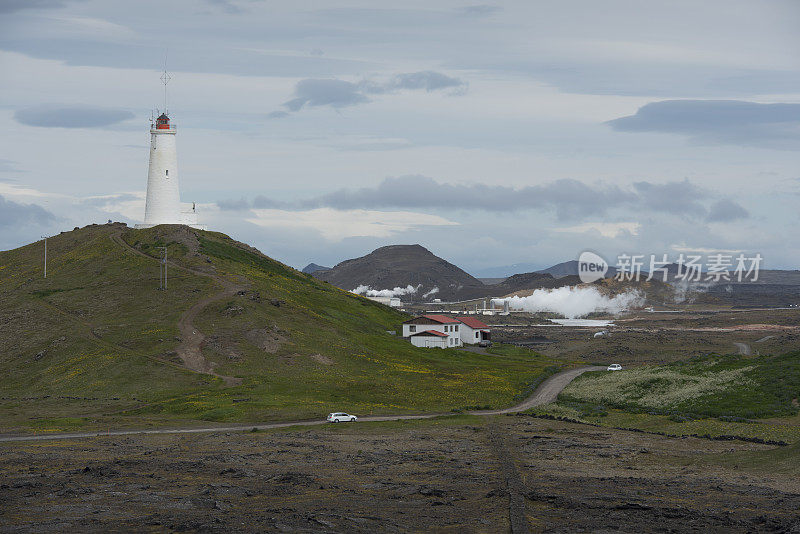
[0,366,605,443]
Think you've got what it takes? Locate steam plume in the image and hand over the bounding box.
[352,284,421,297]
[422,287,439,298]
[494,286,643,319]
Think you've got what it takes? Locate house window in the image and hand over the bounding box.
[165,169,169,177]
[410,325,416,333]
[455,325,459,331]
[475,332,479,338]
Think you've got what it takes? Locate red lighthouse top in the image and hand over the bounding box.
[155,113,170,129]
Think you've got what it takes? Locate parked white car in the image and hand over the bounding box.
[327,412,357,423]
[607,363,622,371]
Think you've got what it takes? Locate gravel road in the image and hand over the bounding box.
[0,366,604,443]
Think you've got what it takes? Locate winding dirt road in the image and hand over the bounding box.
[0,366,604,443]
[111,233,245,386]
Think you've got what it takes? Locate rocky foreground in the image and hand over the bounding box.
[2,416,799,532]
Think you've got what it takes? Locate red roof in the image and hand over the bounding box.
[422,314,460,324]
[456,316,489,329]
[410,329,448,338]
[402,314,460,324]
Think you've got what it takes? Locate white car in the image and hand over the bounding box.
[327,412,357,423]
[607,363,622,371]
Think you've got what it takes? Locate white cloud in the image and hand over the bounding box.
[246,208,458,240]
[554,221,640,238]
[670,244,743,254]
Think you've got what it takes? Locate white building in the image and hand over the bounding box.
[402,315,463,348]
[367,296,402,307]
[409,330,449,348]
[455,316,491,344]
[135,74,204,229]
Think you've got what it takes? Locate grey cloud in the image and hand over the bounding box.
[0,195,56,228]
[283,79,368,111]
[0,0,67,13]
[205,0,242,14]
[0,159,23,173]
[456,5,502,16]
[80,193,141,207]
[266,110,290,119]
[632,179,708,217]
[384,71,466,93]
[252,195,284,209]
[280,71,466,113]
[707,199,749,222]
[216,197,252,211]
[311,175,632,220]
[215,195,283,211]
[607,100,800,147]
[14,105,135,128]
[219,175,745,222]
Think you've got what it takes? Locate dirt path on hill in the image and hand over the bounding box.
[111,233,245,386]
[734,342,752,355]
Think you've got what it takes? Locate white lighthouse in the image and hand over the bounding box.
[136,70,203,229]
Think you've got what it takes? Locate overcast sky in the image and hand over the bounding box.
[1,0,799,275]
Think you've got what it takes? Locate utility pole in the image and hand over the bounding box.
[163,246,167,290]
[157,246,167,290]
[41,236,47,278]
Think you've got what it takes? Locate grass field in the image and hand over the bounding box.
[524,350,800,444]
[0,224,560,432]
[560,351,800,419]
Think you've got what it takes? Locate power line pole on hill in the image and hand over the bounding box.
[157,247,168,290]
[41,236,47,278]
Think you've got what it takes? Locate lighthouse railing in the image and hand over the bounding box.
[151,124,177,132]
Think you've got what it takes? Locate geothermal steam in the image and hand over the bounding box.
[495,286,643,319]
[352,284,420,298]
[422,287,439,298]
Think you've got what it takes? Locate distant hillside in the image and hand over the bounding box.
[472,262,544,278]
[537,260,618,279]
[494,272,583,297]
[315,245,592,301]
[314,244,485,301]
[301,263,330,274]
[0,225,555,433]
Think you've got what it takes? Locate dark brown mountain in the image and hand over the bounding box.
[313,245,584,302]
[313,244,484,301]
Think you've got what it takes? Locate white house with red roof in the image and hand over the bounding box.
[456,316,491,345]
[401,314,492,348]
[402,315,463,348]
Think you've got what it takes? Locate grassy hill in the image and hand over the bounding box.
[0,224,559,433]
